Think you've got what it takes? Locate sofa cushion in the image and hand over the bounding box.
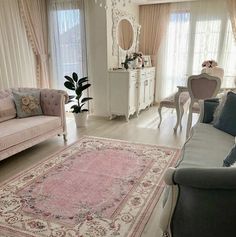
[179,123,234,168]
[0,116,61,152]
[13,90,43,118]
[213,92,236,136]
[0,97,16,122]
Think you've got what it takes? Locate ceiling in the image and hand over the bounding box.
[132,0,197,5]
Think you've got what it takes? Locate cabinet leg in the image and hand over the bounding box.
[158,106,162,128]
[125,115,130,122]
[63,133,68,142]
[109,115,116,120]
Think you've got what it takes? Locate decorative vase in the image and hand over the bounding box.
[73,112,88,127]
[129,60,136,69]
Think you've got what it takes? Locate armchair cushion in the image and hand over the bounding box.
[13,90,42,118]
[213,92,236,136]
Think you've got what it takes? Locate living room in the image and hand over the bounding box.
[0,0,236,236]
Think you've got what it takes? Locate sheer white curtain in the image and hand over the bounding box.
[156,0,236,101]
[156,5,190,101]
[48,0,87,90]
[0,0,36,89]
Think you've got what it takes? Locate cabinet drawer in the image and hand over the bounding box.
[140,71,146,76]
[147,69,155,77]
[129,71,138,78]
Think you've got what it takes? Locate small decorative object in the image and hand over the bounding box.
[143,55,152,67]
[202,60,218,68]
[64,72,93,127]
[122,52,143,70]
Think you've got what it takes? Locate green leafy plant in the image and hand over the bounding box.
[64,72,92,113]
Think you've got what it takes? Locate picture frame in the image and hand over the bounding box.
[143,55,152,67]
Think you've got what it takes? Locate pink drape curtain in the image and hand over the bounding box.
[227,0,236,41]
[18,0,50,88]
[139,4,170,65]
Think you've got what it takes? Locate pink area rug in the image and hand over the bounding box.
[0,136,180,237]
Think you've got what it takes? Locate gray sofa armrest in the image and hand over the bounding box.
[168,167,236,237]
[174,167,236,189]
[198,98,219,124]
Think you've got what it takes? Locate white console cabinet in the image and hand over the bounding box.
[109,67,155,121]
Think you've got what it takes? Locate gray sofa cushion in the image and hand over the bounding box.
[178,123,234,168]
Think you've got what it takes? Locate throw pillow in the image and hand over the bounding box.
[0,97,16,122]
[212,92,227,124]
[202,98,219,123]
[13,91,43,118]
[213,92,236,136]
[223,145,236,167]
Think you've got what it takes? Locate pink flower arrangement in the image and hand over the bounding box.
[202,60,218,68]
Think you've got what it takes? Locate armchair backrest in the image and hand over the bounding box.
[187,73,221,102]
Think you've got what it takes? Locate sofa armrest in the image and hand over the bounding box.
[167,167,236,237]
[198,98,219,124]
[40,89,68,133]
[40,89,68,116]
[173,167,236,189]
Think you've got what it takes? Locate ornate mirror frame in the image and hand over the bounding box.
[112,8,141,56]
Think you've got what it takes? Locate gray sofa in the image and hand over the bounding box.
[160,99,236,237]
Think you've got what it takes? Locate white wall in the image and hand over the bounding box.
[85,1,108,116]
[85,1,139,117]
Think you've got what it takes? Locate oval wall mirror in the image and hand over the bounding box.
[117,19,134,51]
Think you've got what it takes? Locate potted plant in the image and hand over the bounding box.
[64,72,92,127]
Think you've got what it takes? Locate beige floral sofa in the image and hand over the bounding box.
[0,88,68,161]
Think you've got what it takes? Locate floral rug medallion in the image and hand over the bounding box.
[0,136,180,237]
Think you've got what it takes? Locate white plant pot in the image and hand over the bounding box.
[73,112,88,127]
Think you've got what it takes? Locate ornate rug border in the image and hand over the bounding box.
[0,136,181,237]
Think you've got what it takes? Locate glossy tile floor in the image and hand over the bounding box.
[0,106,198,237]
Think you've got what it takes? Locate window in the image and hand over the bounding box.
[165,12,190,93]
[49,0,87,90]
[221,20,236,87]
[192,19,222,74]
[159,5,236,100]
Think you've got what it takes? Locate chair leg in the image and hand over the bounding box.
[186,103,193,139]
[158,106,163,128]
[180,105,184,131]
